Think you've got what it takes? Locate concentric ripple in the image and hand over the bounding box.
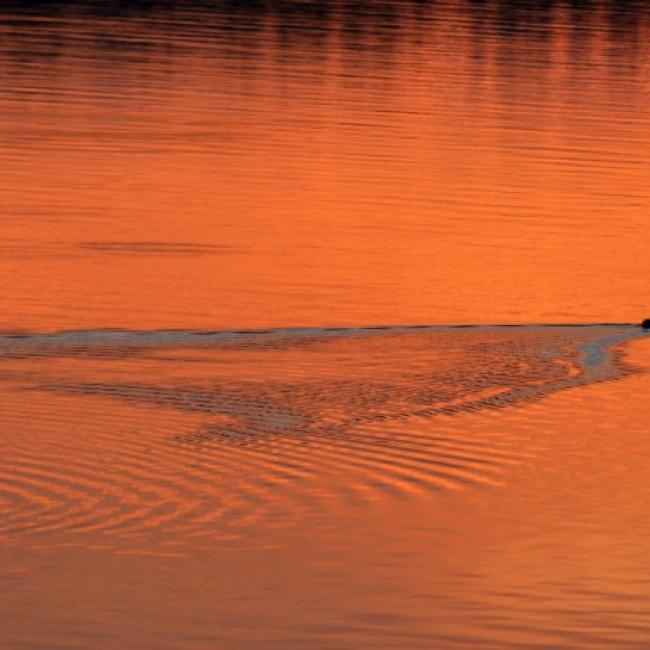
[0,324,641,543]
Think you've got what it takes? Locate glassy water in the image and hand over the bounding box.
[2,1,650,648]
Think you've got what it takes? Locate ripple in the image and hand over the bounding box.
[0,324,642,542]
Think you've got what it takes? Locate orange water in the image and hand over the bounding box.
[2,2,650,648]
[1,0,649,331]
[1,324,649,648]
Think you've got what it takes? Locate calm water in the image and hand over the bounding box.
[2,1,650,648]
[1,0,649,330]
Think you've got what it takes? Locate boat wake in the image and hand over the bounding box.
[0,324,643,544]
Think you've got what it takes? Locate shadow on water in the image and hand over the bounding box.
[0,0,648,47]
[1,0,646,108]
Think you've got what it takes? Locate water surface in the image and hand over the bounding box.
[2,324,650,648]
[1,0,649,330]
[2,2,650,648]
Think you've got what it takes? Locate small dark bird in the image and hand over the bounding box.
[642,319,650,330]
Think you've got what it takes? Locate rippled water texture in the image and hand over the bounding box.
[1,0,650,330]
[2,324,650,649]
[0,324,632,540]
[2,1,650,649]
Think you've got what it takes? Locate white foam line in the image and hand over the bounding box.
[0,322,640,351]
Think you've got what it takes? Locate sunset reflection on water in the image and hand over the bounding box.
[1,0,649,331]
[1,2,650,649]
